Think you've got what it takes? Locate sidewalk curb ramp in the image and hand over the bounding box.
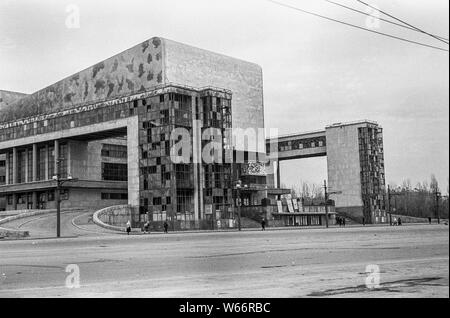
[0,208,84,238]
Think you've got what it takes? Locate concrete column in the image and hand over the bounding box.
[54,140,59,176]
[12,193,17,210]
[32,191,38,210]
[44,144,49,180]
[12,147,17,184]
[5,152,9,185]
[127,116,140,208]
[24,148,29,183]
[192,95,201,221]
[32,144,37,182]
[199,164,205,220]
[276,160,281,189]
[67,141,72,177]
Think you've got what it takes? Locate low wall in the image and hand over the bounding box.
[0,209,54,238]
[390,214,448,224]
[93,205,139,232]
[0,208,85,238]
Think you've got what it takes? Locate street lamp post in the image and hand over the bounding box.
[324,180,329,228]
[436,191,441,225]
[53,158,78,238]
[236,180,242,231]
[323,180,342,228]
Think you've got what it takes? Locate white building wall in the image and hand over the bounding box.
[162,38,265,153]
[326,124,363,208]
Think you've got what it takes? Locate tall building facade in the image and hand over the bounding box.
[136,86,234,223]
[0,37,265,225]
[0,37,386,226]
[325,121,386,223]
[266,121,387,224]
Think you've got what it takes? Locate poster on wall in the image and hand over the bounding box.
[287,200,295,213]
[205,205,213,215]
[292,199,299,212]
[277,200,283,213]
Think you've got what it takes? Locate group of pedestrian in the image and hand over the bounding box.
[125,220,170,235]
[336,216,346,227]
[392,217,402,226]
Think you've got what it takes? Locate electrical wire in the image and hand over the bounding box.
[265,0,449,52]
[355,0,449,45]
[324,0,449,42]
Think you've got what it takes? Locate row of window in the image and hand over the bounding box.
[101,144,127,158]
[6,190,69,205]
[277,139,326,152]
[102,163,128,181]
[0,102,131,142]
[101,192,128,200]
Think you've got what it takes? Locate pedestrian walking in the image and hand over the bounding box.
[163,221,169,234]
[429,217,432,225]
[126,220,131,235]
[398,218,402,226]
[261,219,266,231]
[143,221,150,234]
[342,218,346,227]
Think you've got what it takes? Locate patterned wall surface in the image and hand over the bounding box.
[0,37,265,153]
[0,38,165,122]
[241,162,267,176]
[163,39,265,149]
[0,90,28,113]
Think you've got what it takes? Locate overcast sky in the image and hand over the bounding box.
[0,0,448,191]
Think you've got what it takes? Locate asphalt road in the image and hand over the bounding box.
[0,224,448,298]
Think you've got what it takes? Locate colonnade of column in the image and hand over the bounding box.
[4,140,61,210]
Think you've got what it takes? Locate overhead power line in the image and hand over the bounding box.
[356,0,449,45]
[265,0,449,52]
[325,0,449,42]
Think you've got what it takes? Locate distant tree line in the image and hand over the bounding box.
[284,182,325,201]
[388,175,449,220]
[285,175,449,219]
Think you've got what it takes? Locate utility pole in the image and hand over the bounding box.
[238,186,242,231]
[435,190,441,225]
[237,183,242,231]
[234,179,242,231]
[323,181,342,228]
[324,180,329,228]
[53,157,78,238]
[55,159,62,238]
[388,185,392,226]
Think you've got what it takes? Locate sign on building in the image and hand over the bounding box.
[287,200,295,213]
[277,200,283,213]
[292,199,299,212]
